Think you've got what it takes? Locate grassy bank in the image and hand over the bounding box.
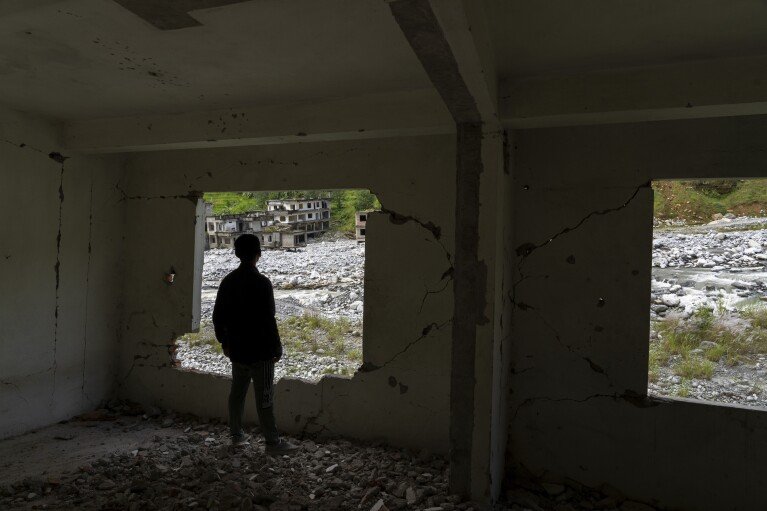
[653,179,767,223]
[178,314,362,375]
[649,305,767,386]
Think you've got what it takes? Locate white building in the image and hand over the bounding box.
[205,198,331,249]
[267,198,331,239]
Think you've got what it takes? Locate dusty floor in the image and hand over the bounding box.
[0,402,470,511]
[0,402,661,511]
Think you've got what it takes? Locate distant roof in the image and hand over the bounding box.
[267,198,328,203]
[206,210,268,219]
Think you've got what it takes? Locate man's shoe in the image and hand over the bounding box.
[231,433,251,446]
[265,439,299,455]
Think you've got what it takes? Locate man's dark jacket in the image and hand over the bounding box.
[212,264,282,363]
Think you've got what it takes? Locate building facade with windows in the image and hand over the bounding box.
[355,210,372,242]
[205,198,331,249]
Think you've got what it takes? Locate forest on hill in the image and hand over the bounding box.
[653,179,767,223]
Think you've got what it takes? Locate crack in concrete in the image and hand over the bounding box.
[515,300,615,387]
[297,383,348,439]
[50,152,68,406]
[134,363,172,370]
[0,138,48,157]
[3,141,73,401]
[418,267,453,313]
[516,183,648,260]
[299,414,330,439]
[511,389,657,421]
[380,206,442,240]
[508,183,650,391]
[376,204,455,315]
[380,206,453,264]
[360,319,452,372]
[510,366,535,376]
[116,352,146,388]
[81,183,94,403]
[115,183,201,204]
[0,380,29,405]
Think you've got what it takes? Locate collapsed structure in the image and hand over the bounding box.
[2,1,767,509]
[205,198,331,249]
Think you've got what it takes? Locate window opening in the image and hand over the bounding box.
[177,189,380,382]
[649,179,767,406]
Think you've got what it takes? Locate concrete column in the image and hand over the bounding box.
[388,0,507,502]
[450,126,506,500]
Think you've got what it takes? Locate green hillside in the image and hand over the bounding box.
[204,189,380,233]
[653,179,767,223]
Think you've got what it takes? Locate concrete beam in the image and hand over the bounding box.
[112,0,252,30]
[501,54,767,128]
[428,0,499,127]
[388,0,498,127]
[62,88,453,154]
[388,0,503,503]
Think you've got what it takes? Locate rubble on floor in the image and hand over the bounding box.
[503,477,659,511]
[0,402,475,511]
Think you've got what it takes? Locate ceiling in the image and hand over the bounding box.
[0,0,430,120]
[487,0,767,78]
[3,0,767,122]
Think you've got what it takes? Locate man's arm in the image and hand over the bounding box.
[266,279,283,361]
[212,278,230,353]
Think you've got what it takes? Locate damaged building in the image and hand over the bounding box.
[2,1,767,510]
[205,198,331,249]
[355,211,373,242]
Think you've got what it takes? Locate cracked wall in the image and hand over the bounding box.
[116,134,457,452]
[507,115,767,511]
[0,108,125,438]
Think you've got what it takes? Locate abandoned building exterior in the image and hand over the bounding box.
[355,210,372,242]
[3,1,767,510]
[205,198,331,249]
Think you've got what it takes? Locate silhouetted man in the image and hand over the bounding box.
[213,234,298,453]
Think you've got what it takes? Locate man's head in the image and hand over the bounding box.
[234,234,261,265]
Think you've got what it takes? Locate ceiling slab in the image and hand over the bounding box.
[487,0,767,79]
[0,0,431,120]
[112,0,252,30]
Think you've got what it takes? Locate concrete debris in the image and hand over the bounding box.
[370,499,389,511]
[0,402,476,511]
[503,481,659,511]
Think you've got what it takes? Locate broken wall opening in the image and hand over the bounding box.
[174,189,380,381]
[649,178,767,406]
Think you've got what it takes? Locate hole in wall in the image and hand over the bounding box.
[648,179,767,406]
[174,189,380,381]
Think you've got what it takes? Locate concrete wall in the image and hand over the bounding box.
[0,108,125,439]
[117,135,456,453]
[507,115,767,511]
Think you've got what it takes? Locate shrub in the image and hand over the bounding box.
[674,357,715,380]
